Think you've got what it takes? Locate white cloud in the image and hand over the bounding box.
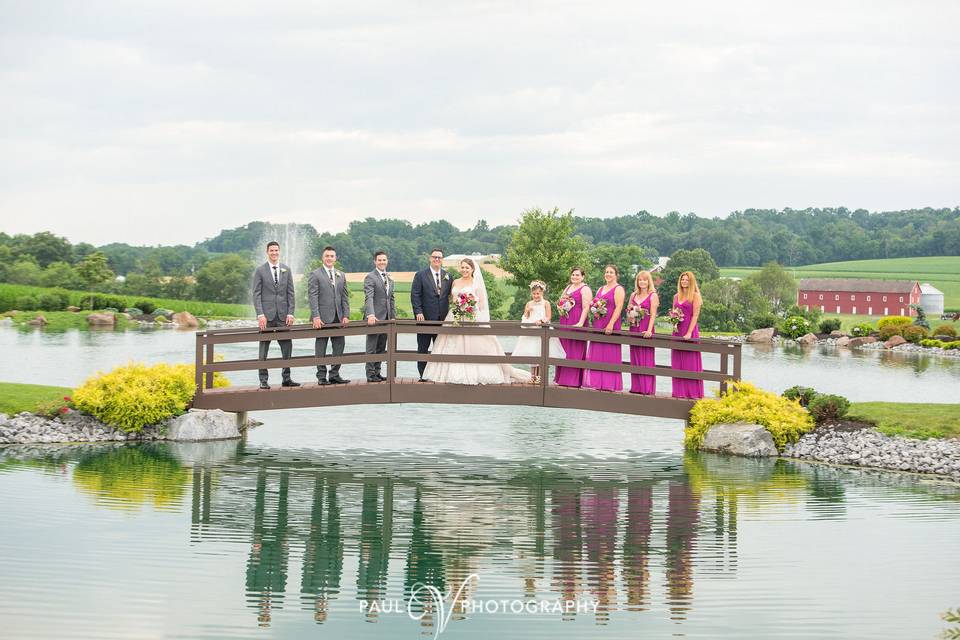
[0,0,957,244]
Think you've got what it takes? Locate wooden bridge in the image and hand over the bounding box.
[192,320,741,420]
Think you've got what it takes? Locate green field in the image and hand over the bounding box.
[848,402,960,440]
[721,256,960,311]
[0,381,73,415]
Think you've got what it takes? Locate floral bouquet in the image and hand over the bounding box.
[626,303,648,326]
[667,306,685,328]
[588,297,607,322]
[557,295,574,318]
[452,291,478,325]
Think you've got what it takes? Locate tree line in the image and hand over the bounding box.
[1,206,956,305]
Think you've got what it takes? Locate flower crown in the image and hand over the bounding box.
[528,280,547,291]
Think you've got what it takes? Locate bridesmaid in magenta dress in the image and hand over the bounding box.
[554,267,592,388]
[628,270,659,395]
[584,265,626,391]
[670,271,704,399]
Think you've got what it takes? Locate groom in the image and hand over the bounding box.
[410,248,452,381]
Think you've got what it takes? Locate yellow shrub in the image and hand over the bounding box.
[73,362,229,432]
[686,381,814,452]
[877,316,912,330]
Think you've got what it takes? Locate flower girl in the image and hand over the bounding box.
[512,280,563,382]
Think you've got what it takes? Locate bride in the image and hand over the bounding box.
[423,258,532,385]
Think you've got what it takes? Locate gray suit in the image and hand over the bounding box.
[308,266,350,380]
[363,269,396,379]
[252,261,295,384]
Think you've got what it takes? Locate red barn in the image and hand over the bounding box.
[797,278,921,317]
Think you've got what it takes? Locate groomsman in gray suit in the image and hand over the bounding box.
[308,245,351,385]
[363,250,396,382]
[252,240,300,389]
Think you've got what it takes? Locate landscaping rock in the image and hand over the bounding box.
[66,306,81,312]
[701,422,778,457]
[164,409,240,441]
[849,336,877,347]
[830,330,844,337]
[885,335,907,349]
[796,332,819,346]
[87,312,116,327]
[747,327,775,343]
[835,336,851,347]
[172,311,199,328]
[0,317,12,326]
[27,315,47,326]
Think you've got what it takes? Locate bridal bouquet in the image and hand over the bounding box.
[557,295,574,318]
[452,291,478,325]
[588,297,607,322]
[626,303,648,326]
[667,306,685,328]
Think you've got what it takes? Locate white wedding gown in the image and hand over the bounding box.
[424,284,532,385]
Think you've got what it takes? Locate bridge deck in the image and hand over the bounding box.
[192,320,735,421]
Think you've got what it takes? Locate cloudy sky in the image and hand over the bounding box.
[2,0,957,245]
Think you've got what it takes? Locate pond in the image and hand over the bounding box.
[1,327,959,638]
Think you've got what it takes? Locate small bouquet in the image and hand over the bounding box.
[667,306,685,328]
[557,295,574,318]
[452,291,478,325]
[588,297,607,322]
[626,303,648,326]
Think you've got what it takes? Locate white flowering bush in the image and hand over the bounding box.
[780,315,812,340]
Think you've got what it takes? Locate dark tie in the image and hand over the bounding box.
[381,272,388,292]
[272,266,278,285]
[434,272,440,292]
[328,269,335,286]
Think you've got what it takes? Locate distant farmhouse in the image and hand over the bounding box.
[797,278,922,317]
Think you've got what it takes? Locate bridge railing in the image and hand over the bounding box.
[193,320,740,418]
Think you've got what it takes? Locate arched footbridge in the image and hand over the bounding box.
[192,320,741,420]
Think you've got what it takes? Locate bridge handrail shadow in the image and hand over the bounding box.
[193,319,741,419]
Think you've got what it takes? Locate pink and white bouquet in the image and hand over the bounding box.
[452,291,478,325]
[557,295,575,318]
[667,306,685,328]
[626,303,648,326]
[588,297,607,322]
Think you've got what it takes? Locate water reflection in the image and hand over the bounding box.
[2,442,959,638]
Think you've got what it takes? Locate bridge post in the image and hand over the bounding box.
[387,322,397,402]
[205,342,214,389]
[720,352,729,395]
[539,326,549,405]
[236,411,248,430]
[194,333,204,395]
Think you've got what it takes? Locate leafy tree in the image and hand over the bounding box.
[161,276,196,300]
[500,207,590,319]
[659,248,720,304]
[41,261,83,289]
[5,256,44,286]
[194,254,252,303]
[76,251,115,309]
[587,243,654,286]
[484,274,509,320]
[747,261,797,314]
[21,231,73,268]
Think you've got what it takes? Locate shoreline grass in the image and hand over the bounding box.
[0,382,73,415]
[848,402,960,440]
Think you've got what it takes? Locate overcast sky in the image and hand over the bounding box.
[1,0,957,246]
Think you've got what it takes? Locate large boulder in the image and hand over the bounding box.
[830,330,844,337]
[164,409,240,441]
[747,327,775,343]
[796,332,819,346]
[172,311,199,328]
[835,336,851,347]
[849,336,877,347]
[701,422,778,457]
[27,315,47,326]
[66,306,81,312]
[885,335,908,349]
[87,312,116,327]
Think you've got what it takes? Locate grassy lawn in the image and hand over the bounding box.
[721,256,960,310]
[0,381,73,416]
[848,402,960,440]
[4,310,133,331]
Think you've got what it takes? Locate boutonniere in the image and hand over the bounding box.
[443,273,450,280]
[280,268,287,274]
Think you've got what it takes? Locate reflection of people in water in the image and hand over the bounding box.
[246,468,291,627]
[665,481,700,620]
[301,475,344,623]
[551,486,582,620]
[622,484,653,611]
[357,481,393,620]
[405,486,446,620]
[581,487,618,623]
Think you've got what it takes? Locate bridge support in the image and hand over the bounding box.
[236,411,249,430]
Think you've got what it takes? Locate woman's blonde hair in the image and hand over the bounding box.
[633,270,656,299]
[528,280,546,292]
[676,271,700,302]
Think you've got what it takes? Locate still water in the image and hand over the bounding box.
[1,328,959,639]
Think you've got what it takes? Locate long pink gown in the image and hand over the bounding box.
[584,285,623,391]
[670,298,704,399]
[628,293,656,395]
[554,285,588,387]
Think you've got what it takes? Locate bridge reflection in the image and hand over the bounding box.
[179,449,802,628]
